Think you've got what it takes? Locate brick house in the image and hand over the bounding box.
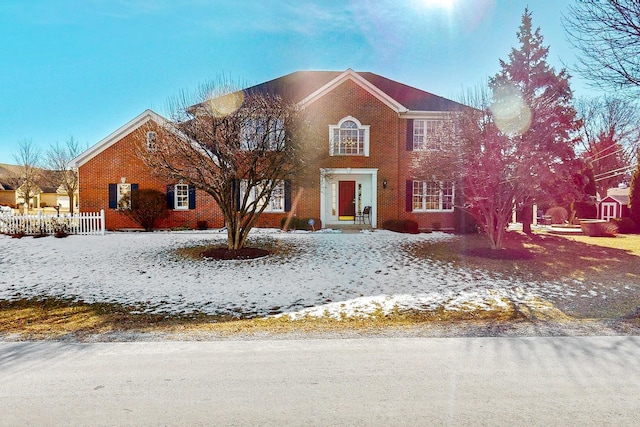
[73,69,465,231]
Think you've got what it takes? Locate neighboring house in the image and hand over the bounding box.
[0,163,78,212]
[0,180,16,207]
[599,185,630,221]
[72,69,466,231]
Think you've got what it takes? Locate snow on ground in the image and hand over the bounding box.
[0,229,567,319]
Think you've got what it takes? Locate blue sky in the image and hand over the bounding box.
[0,0,600,164]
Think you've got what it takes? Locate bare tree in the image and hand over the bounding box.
[564,0,640,94]
[139,81,319,250]
[575,96,640,196]
[11,139,42,213]
[45,136,83,214]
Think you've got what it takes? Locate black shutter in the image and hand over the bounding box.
[232,179,240,211]
[131,184,138,193]
[188,185,196,210]
[108,184,117,209]
[166,184,174,209]
[406,119,414,151]
[406,180,413,212]
[284,180,292,212]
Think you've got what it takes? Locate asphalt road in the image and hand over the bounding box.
[1,337,640,426]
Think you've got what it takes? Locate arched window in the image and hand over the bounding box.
[329,117,370,156]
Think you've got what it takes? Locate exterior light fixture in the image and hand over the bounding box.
[383,179,388,189]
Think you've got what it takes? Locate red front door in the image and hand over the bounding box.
[338,181,356,220]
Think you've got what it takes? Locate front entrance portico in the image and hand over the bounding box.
[320,168,378,228]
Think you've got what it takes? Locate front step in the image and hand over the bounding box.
[327,224,373,232]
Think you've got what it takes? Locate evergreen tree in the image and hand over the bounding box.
[415,9,582,249]
[490,8,581,235]
[629,161,640,228]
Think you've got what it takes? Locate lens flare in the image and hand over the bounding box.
[490,83,531,136]
[206,91,244,117]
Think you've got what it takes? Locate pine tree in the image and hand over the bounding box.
[414,9,582,249]
[490,8,581,235]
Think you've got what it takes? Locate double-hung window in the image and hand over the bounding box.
[174,184,189,210]
[413,119,443,150]
[241,180,285,213]
[108,182,138,210]
[329,117,370,156]
[167,183,196,210]
[241,118,284,150]
[117,183,132,210]
[412,181,454,211]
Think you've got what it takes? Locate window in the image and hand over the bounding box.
[175,184,189,210]
[411,181,454,211]
[166,184,196,210]
[413,119,444,150]
[108,183,138,210]
[146,131,157,151]
[241,180,286,213]
[329,117,370,156]
[241,118,284,150]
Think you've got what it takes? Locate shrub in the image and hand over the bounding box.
[118,188,169,231]
[280,217,322,231]
[580,220,618,237]
[547,206,568,224]
[611,217,638,234]
[381,219,420,234]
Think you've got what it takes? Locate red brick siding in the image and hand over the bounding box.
[79,78,455,231]
[78,122,225,230]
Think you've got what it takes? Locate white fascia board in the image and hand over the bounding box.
[399,111,454,119]
[299,69,408,113]
[71,109,168,168]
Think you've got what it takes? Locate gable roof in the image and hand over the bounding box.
[244,69,465,114]
[72,109,167,168]
[601,195,629,205]
[73,71,465,167]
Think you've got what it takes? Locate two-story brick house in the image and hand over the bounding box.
[73,69,465,231]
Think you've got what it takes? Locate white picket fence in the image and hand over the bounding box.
[0,210,105,236]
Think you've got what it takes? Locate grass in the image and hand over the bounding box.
[2,231,640,340]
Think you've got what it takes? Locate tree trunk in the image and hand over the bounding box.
[521,203,533,234]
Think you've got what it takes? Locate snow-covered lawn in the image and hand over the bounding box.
[0,229,566,319]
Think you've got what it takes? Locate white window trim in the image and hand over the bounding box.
[174,183,189,210]
[146,131,157,151]
[117,183,131,210]
[413,119,444,151]
[412,180,454,212]
[241,118,285,151]
[329,116,370,157]
[240,180,285,213]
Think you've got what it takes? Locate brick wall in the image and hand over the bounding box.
[78,121,225,230]
[79,78,455,231]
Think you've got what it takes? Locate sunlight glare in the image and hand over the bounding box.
[205,90,244,117]
[490,83,532,136]
[419,0,456,10]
